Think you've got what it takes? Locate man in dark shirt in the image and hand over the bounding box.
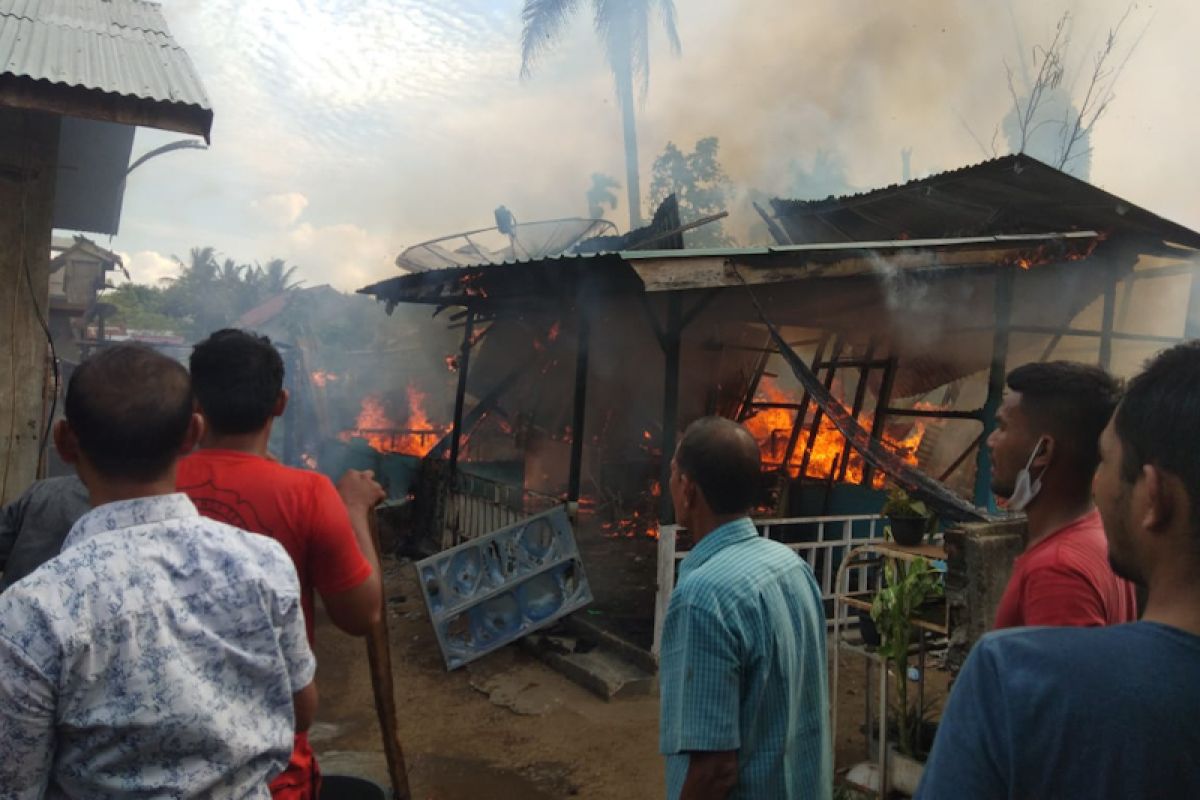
[0,474,89,591]
[918,342,1200,799]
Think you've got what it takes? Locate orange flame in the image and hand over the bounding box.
[310,370,338,388]
[743,378,924,488]
[338,384,447,457]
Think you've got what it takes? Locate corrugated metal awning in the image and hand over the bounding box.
[0,0,212,138]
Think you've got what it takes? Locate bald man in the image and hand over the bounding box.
[659,417,832,800]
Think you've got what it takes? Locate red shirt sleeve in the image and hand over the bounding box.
[304,476,372,596]
[1019,563,1108,627]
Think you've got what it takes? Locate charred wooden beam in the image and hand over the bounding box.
[567,310,590,504]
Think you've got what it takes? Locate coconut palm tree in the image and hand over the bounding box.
[251,258,303,296]
[520,0,681,230]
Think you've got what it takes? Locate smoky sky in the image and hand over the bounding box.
[108,0,1199,291]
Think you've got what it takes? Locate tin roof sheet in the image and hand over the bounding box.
[0,0,211,135]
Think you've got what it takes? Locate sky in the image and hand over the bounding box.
[101,0,1200,292]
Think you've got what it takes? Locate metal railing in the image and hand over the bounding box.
[443,472,562,547]
[653,514,886,657]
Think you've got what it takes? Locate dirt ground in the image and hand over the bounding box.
[310,556,949,799]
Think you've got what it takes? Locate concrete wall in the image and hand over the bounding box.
[0,108,60,504]
[944,518,1026,672]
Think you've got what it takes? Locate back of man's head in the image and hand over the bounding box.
[190,328,284,435]
[1115,341,1200,540]
[675,417,762,515]
[65,344,193,481]
[1007,361,1121,477]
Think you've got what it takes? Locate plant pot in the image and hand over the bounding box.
[887,744,926,796]
[855,607,881,646]
[887,515,926,547]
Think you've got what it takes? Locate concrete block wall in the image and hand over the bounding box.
[944,519,1026,672]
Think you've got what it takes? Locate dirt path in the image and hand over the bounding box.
[311,557,949,799]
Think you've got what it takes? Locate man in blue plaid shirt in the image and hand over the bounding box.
[660,417,832,800]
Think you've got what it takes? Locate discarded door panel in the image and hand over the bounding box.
[416,506,593,670]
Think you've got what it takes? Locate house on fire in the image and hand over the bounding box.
[358,154,1200,652]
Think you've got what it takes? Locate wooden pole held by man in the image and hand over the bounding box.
[365,509,412,800]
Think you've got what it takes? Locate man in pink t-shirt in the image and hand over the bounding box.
[986,361,1136,629]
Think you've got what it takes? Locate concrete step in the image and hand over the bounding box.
[523,620,657,700]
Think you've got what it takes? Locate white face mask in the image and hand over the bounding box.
[1005,438,1048,513]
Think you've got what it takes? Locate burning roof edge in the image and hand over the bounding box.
[768,154,1200,250]
[357,231,1102,307]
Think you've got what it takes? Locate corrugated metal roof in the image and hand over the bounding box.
[0,0,211,133]
[769,154,1200,249]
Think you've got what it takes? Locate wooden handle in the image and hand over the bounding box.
[364,509,413,800]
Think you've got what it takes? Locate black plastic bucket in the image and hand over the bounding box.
[320,775,388,800]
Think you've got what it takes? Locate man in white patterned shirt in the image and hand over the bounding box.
[0,344,317,798]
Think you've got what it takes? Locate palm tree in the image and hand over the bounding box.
[251,258,303,296]
[520,0,681,230]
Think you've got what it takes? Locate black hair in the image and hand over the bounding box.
[190,329,285,435]
[1006,361,1122,476]
[675,416,761,515]
[1114,341,1200,538]
[65,343,193,481]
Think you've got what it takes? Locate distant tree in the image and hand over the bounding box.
[585,173,621,219]
[783,149,853,200]
[104,283,176,332]
[250,258,303,297]
[966,7,1145,181]
[520,0,681,230]
[648,136,734,247]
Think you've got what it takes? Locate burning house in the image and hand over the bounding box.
[353,154,1200,658]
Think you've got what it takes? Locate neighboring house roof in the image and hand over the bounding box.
[0,0,212,138]
[50,235,122,270]
[769,153,1200,250]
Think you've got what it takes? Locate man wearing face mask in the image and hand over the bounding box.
[986,361,1136,628]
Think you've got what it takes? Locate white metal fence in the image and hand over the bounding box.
[442,473,562,547]
[653,514,886,657]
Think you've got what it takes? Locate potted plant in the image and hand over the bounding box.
[870,556,944,763]
[881,486,933,547]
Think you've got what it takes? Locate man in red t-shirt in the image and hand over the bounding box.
[986,361,1136,628]
[178,329,385,799]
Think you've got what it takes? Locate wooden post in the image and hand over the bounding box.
[365,509,412,800]
[0,109,59,504]
[1099,263,1117,370]
[658,295,683,523]
[448,311,474,480]
[974,268,1014,510]
[567,310,590,507]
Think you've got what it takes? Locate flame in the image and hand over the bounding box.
[743,378,925,488]
[338,384,447,457]
[310,370,338,388]
[599,509,660,540]
[444,354,459,372]
[548,321,561,342]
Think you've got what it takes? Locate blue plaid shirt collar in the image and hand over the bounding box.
[678,516,758,582]
[63,493,198,552]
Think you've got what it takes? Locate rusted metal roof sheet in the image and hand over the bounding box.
[0,0,211,137]
[358,232,1100,307]
[769,154,1200,250]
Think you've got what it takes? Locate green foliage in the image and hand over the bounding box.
[881,486,930,519]
[106,246,306,341]
[647,136,734,247]
[870,557,944,757]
